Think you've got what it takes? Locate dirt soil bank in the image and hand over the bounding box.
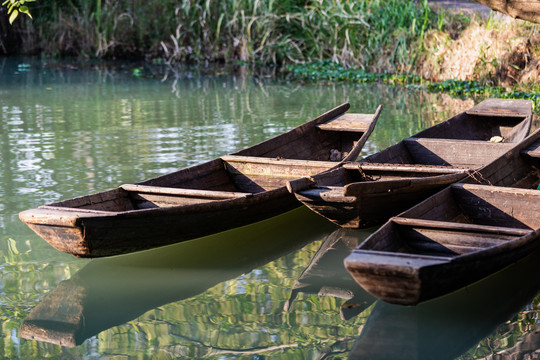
[422,1,540,87]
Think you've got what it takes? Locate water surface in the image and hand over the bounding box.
[0,57,538,359]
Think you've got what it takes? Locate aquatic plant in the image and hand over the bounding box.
[7,0,441,69]
[287,62,540,111]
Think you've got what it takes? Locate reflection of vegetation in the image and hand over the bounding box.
[112,269,369,359]
[458,299,540,359]
[0,260,85,358]
[288,61,540,112]
[3,63,540,358]
[15,232,373,358]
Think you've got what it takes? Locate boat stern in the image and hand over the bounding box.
[344,250,450,305]
[19,208,90,257]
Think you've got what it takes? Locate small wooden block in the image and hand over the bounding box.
[317,113,373,132]
[466,98,532,117]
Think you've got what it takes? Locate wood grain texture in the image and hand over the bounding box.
[290,98,533,230]
[343,130,540,305]
[19,102,380,257]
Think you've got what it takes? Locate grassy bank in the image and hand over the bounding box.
[3,0,540,98]
[5,0,446,65]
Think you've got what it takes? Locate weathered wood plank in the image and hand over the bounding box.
[520,139,540,158]
[403,227,519,254]
[365,142,415,164]
[392,217,532,236]
[120,184,250,199]
[317,113,373,132]
[404,138,515,167]
[129,194,221,208]
[19,207,112,227]
[466,98,533,117]
[221,155,337,169]
[343,162,470,174]
[452,183,540,229]
[139,158,238,191]
[348,249,452,266]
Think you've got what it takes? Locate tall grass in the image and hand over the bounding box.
[160,0,441,70]
[11,0,444,71]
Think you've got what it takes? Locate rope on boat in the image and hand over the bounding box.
[466,169,492,186]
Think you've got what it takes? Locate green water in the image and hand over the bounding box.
[0,58,539,359]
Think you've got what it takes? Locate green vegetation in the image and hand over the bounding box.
[3,1,539,109]
[1,0,34,24]
[426,80,540,106]
[288,61,540,111]
[287,60,423,84]
[7,0,444,66]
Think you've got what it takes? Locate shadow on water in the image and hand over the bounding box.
[19,206,337,347]
[348,245,540,360]
[284,228,376,321]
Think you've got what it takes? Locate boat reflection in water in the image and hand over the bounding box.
[19,206,337,347]
[348,245,540,360]
[284,228,376,320]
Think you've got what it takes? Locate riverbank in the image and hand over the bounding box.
[2,1,539,103]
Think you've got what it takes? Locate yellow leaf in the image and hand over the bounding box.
[8,9,18,24]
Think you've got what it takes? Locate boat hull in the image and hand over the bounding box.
[24,187,301,257]
[345,130,540,305]
[20,103,382,257]
[290,98,534,229]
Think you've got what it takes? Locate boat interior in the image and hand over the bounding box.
[46,156,337,212]
[366,137,516,168]
[236,112,374,162]
[364,183,540,259]
[41,110,380,213]
[415,111,531,143]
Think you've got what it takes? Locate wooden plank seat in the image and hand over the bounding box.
[343,162,471,174]
[220,154,337,168]
[465,98,532,117]
[392,217,532,255]
[404,137,517,148]
[403,137,515,167]
[120,184,251,200]
[221,155,342,193]
[391,217,532,237]
[317,113,374,132]
[19,206,115,227]
[350,249,453,266]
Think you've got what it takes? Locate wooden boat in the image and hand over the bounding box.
[19,206,336,347]
[287,98,533,228]
[19,103,381,257]
[344,129,540,305]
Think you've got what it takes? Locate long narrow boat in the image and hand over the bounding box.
[287,99,533,228]
[344,129,540,305]
[20,103,381,257]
